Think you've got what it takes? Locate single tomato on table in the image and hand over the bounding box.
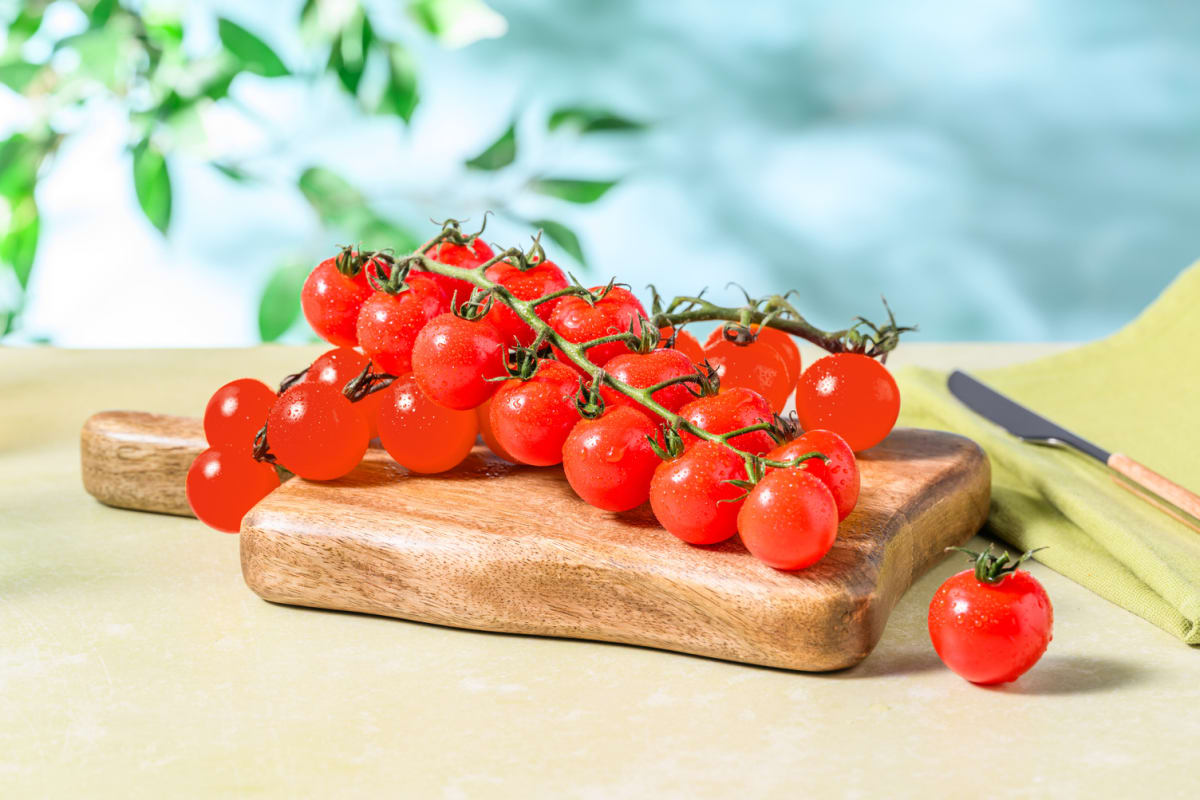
[928,547,1053,685]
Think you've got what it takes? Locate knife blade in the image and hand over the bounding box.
[947,370,1110,462]
[948,370,1200,533]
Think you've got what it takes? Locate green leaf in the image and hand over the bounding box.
[7,6,46,43]
[407,0,507,47]
[529,178,617,204]
[0,135,44,199]
[88,0,117,28]
[257,262,310,342]
[298,166,366,229]
[376,45,419,123]
[1,195,39,289]
[0,61,41,92]
[211,162,253,182]
[326,11,374,96]
[530,219,585,266]
[217,18,289,78]
[465,123,516,170]
[132,140,172,234]
[547,107,645,133]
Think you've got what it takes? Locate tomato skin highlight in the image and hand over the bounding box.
[203,378,277,454]
[377,373,478,473]
[412,313,508,410]
[767,429,859,521]
[267,383,370,480]
[737,468,838,570]
[649,440,747,545]
[704,337,792,413]
[489,360,581,466]
[355,275,446,376]
[600,348,697,416]
[928,568,1054,685]
[186,447,281,533]
[422,238,495,308]
[795,353,900,452]
[301,256,375,347]
[549,286,649,367]
[563,407,662,512]
[677,387,776,455]
[483,260,569,347]
[305,347,383,438]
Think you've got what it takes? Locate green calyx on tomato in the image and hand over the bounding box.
[949,545,1046,584]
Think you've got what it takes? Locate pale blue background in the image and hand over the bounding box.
[6,0,1199,346]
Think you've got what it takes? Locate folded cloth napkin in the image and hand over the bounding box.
[896,262,1200,643]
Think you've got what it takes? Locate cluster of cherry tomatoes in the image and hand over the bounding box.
[186,232,903,574]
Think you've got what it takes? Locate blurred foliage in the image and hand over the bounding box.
[0,0,645,341]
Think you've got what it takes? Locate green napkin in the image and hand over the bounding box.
[896,263,1200,643]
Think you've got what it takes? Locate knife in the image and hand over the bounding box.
[948,370,1200,534]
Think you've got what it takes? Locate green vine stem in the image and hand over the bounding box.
[361,221,909,477]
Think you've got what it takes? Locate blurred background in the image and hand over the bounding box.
[2,0,1198,347]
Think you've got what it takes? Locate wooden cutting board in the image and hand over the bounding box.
[81,411,990,671]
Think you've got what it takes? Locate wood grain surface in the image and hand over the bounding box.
[81,410,991,671]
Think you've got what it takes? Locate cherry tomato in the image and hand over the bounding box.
[704,337,791,413]
[737,468,838,570]
[422,238,495,308]
[186,447,280,533]
[267,382,370,480]
[203,378,276,453]
[649,440,747,545]
[411,313,507,410]
[306,347,383,438]
[706,324,801,385]
[599,348,697,416]
[489,360,581,466]
[563,407,662,512]
[795,353,900,452]
[928,548,1054,685]
[677,387,776,455]
[767,429,859,521]
[549,286,648,367]
[476,397,518,463]
[483,259,569,346]
[355,275,446,376]
[377,373,478,473]
[658,327,706,364]
[301,255,375,347]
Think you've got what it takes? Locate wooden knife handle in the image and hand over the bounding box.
[1108,452,1200,534]
[81,411,206,516]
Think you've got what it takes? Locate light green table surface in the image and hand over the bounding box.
[3,346,1197,799]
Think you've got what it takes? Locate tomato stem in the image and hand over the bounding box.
[948,545,1047,584]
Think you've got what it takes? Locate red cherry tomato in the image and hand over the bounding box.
[928,549,1054,685]
[355,275,446,376]
[705,324,801,385]
[301,256,375,347]
[767,429,859,521]
[489,360,581,466]
[186,447,281,533]
[549,286,648,367]
[562,407,662,512]
[649,440,747,545]
[483,259,569,346]
[422,238,495,308]
[737,468,838,570]
[677,387,776,455]
[267,382,370,480]
[376,373,478,473]
[600,348,697,416]
[703,337,791,413]
[411,313,508,410]
[658,327,706,364]
[306,347,383,438]
[795,353,900,452]
[203,378,276,453]
[476,397,518,463]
